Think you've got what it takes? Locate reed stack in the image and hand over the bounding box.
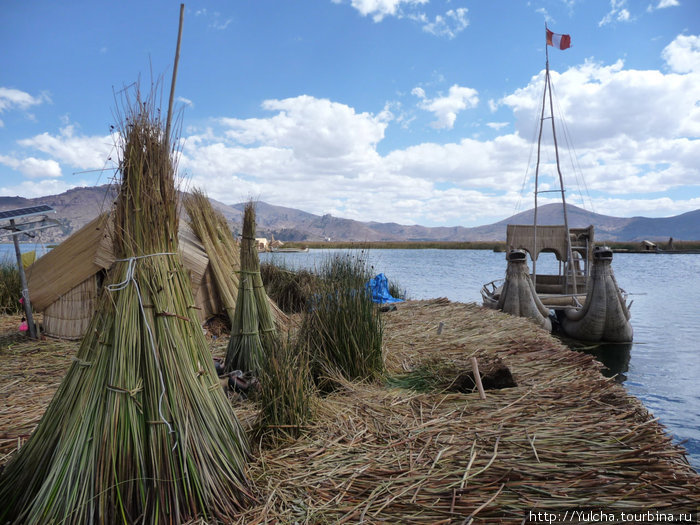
[0,85,251,524]
[183,188,241,321]
[225,201,277,374]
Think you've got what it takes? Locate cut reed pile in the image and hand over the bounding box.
[2,300,698,523]
[231,299,699,523]
[0,86,251,524]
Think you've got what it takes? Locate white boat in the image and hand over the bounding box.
[481,28,633,343]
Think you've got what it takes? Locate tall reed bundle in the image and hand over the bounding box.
[225,202,277,373]
[0,85,252,524]
[184,188,241,321]
[300,252,384,389]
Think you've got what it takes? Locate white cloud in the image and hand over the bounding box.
[500,55,700,144]
[662,34,700,73]
[219,95,389,164]
[18,125,116,171]
[0,88,49,114]
[599,0,632,26]
[177,96,193,107]
[415,7,469,39]
[487,122,509,130]
[336,0,468,38]
[411,87,426,99]
[0,155,62,179]
[656,0,679,8]
[413,84,479,129]
[0,179,75,199]
[342,0,428,22]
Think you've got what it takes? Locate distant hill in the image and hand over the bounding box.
[1,185,699,243]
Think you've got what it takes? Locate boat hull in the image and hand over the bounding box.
[482,247,633,343]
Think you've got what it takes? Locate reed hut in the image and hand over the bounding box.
[26,212,224,339]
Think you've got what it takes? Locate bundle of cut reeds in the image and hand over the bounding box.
[184,188,240,321]
[185,189,288,332]
[225,201,277,374]
[0,85,251,524]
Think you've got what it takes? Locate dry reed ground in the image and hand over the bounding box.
[1,300,699,523]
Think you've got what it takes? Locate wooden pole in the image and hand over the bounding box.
[545,49,577,296]
[532,31,550,285]
[470,357,486,400]
[165,3,185,146]
[10,219,37,339]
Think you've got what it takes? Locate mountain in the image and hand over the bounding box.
[2,185,699,243]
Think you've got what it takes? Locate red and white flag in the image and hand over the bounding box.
[546,29,571,50]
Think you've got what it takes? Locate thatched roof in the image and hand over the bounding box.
[506,224,594,261]
[26,214,114,311]
[26,212,220,322]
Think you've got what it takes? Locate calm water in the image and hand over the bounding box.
[262,248,700,471]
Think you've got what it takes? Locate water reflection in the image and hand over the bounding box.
[562,339,633,382]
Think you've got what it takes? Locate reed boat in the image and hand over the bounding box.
[481,28,633,343]
[271,246,309,253]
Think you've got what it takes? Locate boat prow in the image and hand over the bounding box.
[481,230,633,343]
[559,246,633,342]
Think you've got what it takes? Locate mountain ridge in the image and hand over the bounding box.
[1,185,698,243]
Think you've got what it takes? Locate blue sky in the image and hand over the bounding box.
[1,0,699,227]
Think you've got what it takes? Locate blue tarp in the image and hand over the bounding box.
[366,273,403,304]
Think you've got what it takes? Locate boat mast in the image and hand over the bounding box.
[534,28,577,294]
[532,41,550,283]
[544,42,577,294]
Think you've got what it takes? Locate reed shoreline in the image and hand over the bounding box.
[281,240,700,251]
[1,300,698,523]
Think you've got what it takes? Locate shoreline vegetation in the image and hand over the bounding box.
[281,240,700,251]
[2,238,699,313]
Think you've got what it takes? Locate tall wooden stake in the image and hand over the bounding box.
[165,3,185,146]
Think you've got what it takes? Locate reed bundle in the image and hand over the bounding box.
[0,85,251,523]
[183,189,240,322]
[225,202,277,374]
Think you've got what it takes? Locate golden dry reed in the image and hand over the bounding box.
[183,188,241,322]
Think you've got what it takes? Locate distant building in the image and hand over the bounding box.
[255,237,269,251]
[641,240,657,252]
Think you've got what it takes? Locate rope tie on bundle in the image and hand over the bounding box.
[107,252,178,450]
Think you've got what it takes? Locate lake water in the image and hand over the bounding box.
[261,248,700,471]
[3,243,698,470]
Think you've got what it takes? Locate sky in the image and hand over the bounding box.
[1,0,699,227]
